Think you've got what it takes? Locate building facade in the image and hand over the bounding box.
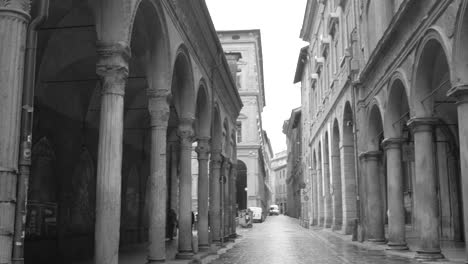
[217,30,271,214]
[296,0,468,261]
[283,108,303,219]
[0,1,242,263]
[271,151,288,214]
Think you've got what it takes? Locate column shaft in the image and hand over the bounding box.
[383,138,407,250]
[448,88,468,262]
[0,6,29,263]
[317,168,324,226]
[209,152,222,244]
[222,159,231,241]
[196,138,210,251]
[230,165,237,237]
[362,151,385,243]
[176,118,194,259]
[408,118,443,260]
[331,155,342,231]
[323,161,332,228]
[340,145,357,235]
[147,90,170,262]
[95,43,129,264]
[170,140,179,212]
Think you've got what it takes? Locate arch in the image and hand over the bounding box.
[171,45,195,119]
[384,73,410,138]
[452,0,468,85]
[195,79,211,138]
[412,27,453,117]
[367,102,384,150]
[236,160,248,210]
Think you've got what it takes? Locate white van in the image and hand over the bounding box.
[248,206,264,223]
[269,204,280,215]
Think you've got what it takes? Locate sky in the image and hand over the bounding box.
[205,0,308,154]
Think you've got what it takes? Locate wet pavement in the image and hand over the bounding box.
[210,215,419,264]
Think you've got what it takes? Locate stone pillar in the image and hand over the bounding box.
[221,157,231,242]
[0,2,30,262]
[176,118,195,259]
[317,167,324,226]
[146,89,170,262]
[360,151,385,243]
[230,163,238,238]
[407,118,444,260]
[331,154,342,231]
[196,137,210,251]
[209,151,222,245]
[447,86,468,263]
[311,170,318,225]
[323,160,332,228]
[169,133,179,213]
[94,42,129,264]
[340,145,357,235]
[382,138,408,250]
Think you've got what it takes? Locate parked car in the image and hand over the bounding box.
[248,206,264,223]
[269,204,280,216]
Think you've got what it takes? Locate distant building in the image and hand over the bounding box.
[271,151,288,214]
[218,30,271,214]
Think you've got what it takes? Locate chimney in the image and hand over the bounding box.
[224,52,242,83]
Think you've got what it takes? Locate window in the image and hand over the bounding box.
[236,72,242,89]
[236,122,242,143]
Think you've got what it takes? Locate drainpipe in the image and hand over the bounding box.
[13,1,49,263]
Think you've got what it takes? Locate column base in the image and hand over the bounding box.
[368,238,387,245]
[415,250,444,261]
[386,242,408,251]
[331,224,342,231]
[147,259,166,263]
[176,250,194,260]
[198,244,210,252]
[229,233,238,239]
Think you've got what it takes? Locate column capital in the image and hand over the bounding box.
[96,42,130,96]
[359,151,382,161]
[407,117,438,133]
[381,138,405,150]
[195,137,210,160]
[148,90,170,129]
[210,151,222,169]
[447,84,468,106]
[177,117,195,147]
[0,0,31,18]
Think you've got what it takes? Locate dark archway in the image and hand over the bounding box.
[236,160,248,210]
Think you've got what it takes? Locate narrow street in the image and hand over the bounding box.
[212,215,418,264]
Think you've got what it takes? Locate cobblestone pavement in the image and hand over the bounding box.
[210,215,419,264]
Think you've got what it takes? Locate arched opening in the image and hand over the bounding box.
[331,120,342,231]
[341,101,357,234]
[365,104,386,241]
[413,34,463,244]
[236,160,247,210]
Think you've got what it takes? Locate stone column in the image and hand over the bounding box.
[382,138,408,250]
[407,118,444,260]
[196,137,210,251]
[176,118,195,259]
[230,163,238,238]
[447,86,468,263]
[323,160,332,228]
[331,154,342,231]
[221,157,231,242]
[169,132,179,213]
[340,145,357,235]
[146,89,170,262]
[360,151,385,243]
[209,151,222,245]
[317,167,324,226]
[310,169,317,225]
[0,2,30,262]
[94,42,129,264]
